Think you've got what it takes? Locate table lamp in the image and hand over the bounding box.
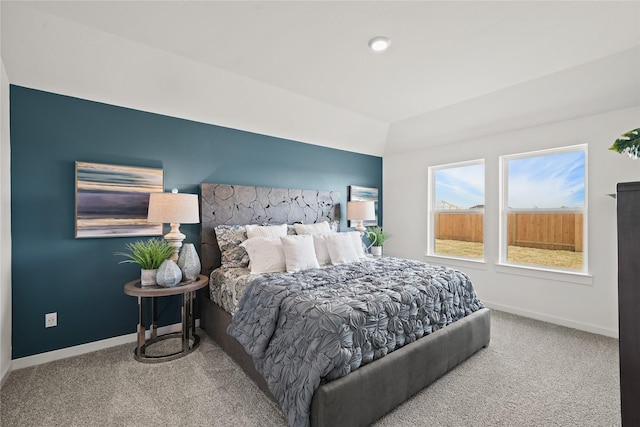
[347,201,375,232]
[147,189,200,262]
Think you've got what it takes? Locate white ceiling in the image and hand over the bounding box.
[3,1,640,156]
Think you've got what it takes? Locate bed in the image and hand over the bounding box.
[199,183,491,427]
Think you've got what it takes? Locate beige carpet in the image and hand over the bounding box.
[0,311,620,426]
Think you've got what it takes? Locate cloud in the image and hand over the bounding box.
[508,151,584,209]
[435,163,484,208]
[433,151,585,210]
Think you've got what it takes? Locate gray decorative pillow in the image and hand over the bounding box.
[215,225,249,268]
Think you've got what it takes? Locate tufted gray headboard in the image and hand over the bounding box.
[200,183,340,275]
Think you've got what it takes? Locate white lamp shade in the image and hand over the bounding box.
[147,192,200,224]
[347,201,376,221]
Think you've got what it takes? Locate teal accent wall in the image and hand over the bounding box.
[10,85,383,359]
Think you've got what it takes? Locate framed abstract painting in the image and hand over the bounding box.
[75,162,164,238]
[348,185,379,227]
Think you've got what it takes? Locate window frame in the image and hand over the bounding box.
[499,144,588,274]
[428,159,485,261]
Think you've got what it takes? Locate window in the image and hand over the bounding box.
[429,160,484,260]
[500,145,587,272]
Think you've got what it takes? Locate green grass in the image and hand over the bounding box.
[435,239,583,270]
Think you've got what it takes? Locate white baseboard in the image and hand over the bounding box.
[11,320,200,371]
[1,360,12,387]
[483,301,618,338]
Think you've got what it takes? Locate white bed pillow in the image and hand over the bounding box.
[239,237,286,274]
[348,231,368,259]
[293,222,332,235]
[312,234,332,266]
[245,223,288,239]
[325,233,361,265]
[280,235,320,272]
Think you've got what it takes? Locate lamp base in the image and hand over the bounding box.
[164,223,185,262]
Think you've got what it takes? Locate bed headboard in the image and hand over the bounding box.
[200,183,340,275]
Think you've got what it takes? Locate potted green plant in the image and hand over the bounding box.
[365,226,391,257]
[114,239,175,286]
[609,128,640,159]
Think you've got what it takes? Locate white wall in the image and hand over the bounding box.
[0,55,13,382]
[1,3,388,157]
[386,48,639,154]
[384,107,640,337]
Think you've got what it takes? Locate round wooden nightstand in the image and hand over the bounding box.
[124,274,208,363]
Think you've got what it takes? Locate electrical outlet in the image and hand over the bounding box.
[45,312,57,328]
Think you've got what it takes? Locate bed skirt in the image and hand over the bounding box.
[200,293,491,427]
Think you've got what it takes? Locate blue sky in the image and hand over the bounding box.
[508,151,585,209]
[435,163,484,209]
[434,151,585,209]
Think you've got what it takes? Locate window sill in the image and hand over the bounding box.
[424,254,487,270]
[495,263,593,285]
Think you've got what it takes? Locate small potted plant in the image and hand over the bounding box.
[365,226,391,257]
[114,239,175,286]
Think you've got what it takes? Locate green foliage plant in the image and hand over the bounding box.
[114,239,174,270]
[609,128,640,159]
[365,226,391,247]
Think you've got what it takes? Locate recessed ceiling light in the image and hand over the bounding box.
[368,36,390,52]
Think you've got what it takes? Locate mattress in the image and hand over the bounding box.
[209,266,257,315]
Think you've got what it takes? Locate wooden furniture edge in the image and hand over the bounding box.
[124,274,208,297]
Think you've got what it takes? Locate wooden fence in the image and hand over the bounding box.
[435,212,484,243]
[435,212,583,252]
